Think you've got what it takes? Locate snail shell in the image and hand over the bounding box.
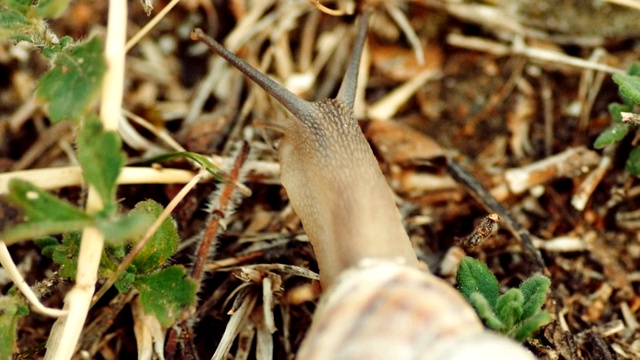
[298,260,536,360]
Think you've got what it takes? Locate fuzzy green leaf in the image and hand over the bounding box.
[35,0,70,18]
[51,232,81,279]
[519,275,551,320]
[593,123,629,149]
[2,179,92,243]
[496,288,524,330]
[128,199,179,275]
[628,62,640,78]
[114,270,136,293]
[626,145,640,176]
[0,295,30,360]
[0,7,29,39]
[77,115,125,214]
[613,73,640,106]
[510,310,553,342]
[36,36,105,122]
[469,292,504,331]
[457,257,500,308]
[134,266,197,327]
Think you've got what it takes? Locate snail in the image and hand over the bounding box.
[191,7,536,360]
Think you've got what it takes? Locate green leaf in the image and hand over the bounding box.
[0,295,30,360]
[77,115,125,214]
[519,275,551,320]
[35,0,70,18]
[36,36,105,122]
[51,231,81,279]
[0,8,29,38]
[608,102,632,123]
[128,199,179,275]
[510,310,553,342]
[457,257,500,308]
[2,179,93,243]
[469,292,504,331]
[495,288,524,330]
[96,212,154,246]
[628,62,640,77]
[626,145,640,176]
[2,219,92,245]
[114,270,136,293]
[134,266,197,327]
[612,73,640,106]
[143,151,227,184]
[4,0,31,15]
[34,236,60,257]
[593,123,629,149]
[6,179,89,222]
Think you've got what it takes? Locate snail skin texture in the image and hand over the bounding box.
[192,8,537,360]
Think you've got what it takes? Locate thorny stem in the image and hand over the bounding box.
[191,143,250,283]
[165,143,251,356]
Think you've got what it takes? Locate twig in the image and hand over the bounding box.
[446,157,547,274]
[447,33,625,74]
[125,0,181,52]
[604,0,640,10]
[0,242,67,317]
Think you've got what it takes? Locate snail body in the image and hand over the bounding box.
[192,7,535,359]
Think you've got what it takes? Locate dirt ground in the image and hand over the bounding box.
[2,1,640,359]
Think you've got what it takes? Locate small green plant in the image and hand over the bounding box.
[0,1,204,354]
[456,256,553,342]
[594,62,640,175]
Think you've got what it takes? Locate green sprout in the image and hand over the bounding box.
[594,62,640,175]
[456,256,553,342]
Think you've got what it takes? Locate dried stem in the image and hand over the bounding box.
[45,0,127,357]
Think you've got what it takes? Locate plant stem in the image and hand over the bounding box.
[45,0,127,358]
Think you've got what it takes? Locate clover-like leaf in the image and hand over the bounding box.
[36,36,105,122]
[134,265,198,327]
[77,115,125,215]
[128,199,179,275]
[457,256,500,308]
[519,275,551,320]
